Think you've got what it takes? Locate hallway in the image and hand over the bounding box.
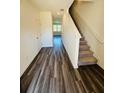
[21,36,84,93]
[21,36,104,93]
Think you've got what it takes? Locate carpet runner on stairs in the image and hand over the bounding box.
[78,37,97,66]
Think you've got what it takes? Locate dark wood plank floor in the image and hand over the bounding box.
[78,65,104,93]
[20,36,104,93]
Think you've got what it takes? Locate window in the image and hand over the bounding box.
[53,24,61,32]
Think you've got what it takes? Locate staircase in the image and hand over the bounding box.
[78,36,97,66]
[68,8,97,66]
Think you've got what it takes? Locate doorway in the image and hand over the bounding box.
[53,23,62,36]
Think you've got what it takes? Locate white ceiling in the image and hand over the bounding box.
[29,0,74,22]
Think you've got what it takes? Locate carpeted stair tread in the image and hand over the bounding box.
[80,40,87,45]
[79,57,97,63]
[79,50,93,55]
[79,50,93,57]
[79,45,90,50]
[80,37,85,41]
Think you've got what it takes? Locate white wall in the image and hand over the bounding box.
[62,13,81,68]
[40,12,53,47]
[70,0,104,69]
[20,0,41,76]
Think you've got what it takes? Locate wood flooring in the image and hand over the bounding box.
[20,36,104,93]
[78,65,104,93]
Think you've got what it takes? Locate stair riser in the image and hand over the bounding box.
[79,47,89,51]
[79,54,93,58]
[78,62,96,66]
[80,37,85,41]
[80,42,87,45]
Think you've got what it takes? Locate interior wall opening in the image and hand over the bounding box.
[52,13,63,36]
[53,23,62,36]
